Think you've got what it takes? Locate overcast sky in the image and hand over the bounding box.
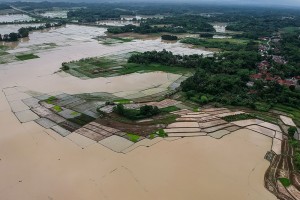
[1,0,300,7]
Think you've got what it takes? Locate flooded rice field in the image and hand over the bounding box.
[0,14,34,23]
[213,23,227,33]
[96,20,140,26]
[0,23,43,35]
[121,14,165,20]
[40,10,68,18]
[0,23,276,200]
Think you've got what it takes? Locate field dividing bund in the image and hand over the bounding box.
[2,86,300,199]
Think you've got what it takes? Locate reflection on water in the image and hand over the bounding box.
[0,14,34,23]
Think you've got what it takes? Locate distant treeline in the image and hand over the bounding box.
[0,20,42,25]
[107,24,186,34]
[0,22,65,42]
[108,15,215,34]
[161,35,178,40]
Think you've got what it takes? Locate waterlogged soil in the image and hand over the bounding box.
[0,23,277,200]
[96,20,140,27]
[0,23,43,35]
[40,11,68,18]
[0,14,34,23]
[95,114,160,137]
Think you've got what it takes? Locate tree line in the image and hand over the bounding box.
[127,50,300,109]
[0,22,65,42]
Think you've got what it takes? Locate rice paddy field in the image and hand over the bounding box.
[0,22,286,200]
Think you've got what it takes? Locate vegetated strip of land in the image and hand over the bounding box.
[61,55,194,78]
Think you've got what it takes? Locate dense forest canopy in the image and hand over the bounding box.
[128,49,300,109]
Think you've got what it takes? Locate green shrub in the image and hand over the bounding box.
[288,126,297,138]
[45,96,57,104]
[61,65,70,70]
[254,102,271,112]
[16,53,39,61]
[113,104,161,120]
[222,113,256,122]
[278,178,291,187]
[127,133,140,143]
[158,129,168,138]
[53,105,63,112]
[200,95,208,104]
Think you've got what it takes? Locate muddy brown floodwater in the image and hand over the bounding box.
[0,24,276,200]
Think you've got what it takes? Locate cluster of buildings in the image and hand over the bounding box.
[248,35,298,88]
[249,60,299,87]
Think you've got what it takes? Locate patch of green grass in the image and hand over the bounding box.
[222,113,256,122]
[253,113,278,124]
[122,63,194,75]
[150,129,168,139]
[254,102,271,112]
[149,133,156,139]
[113,99,132,104]
[68,114,95,126]
[180,37,249,51]
[193,108,200,112]
[160,106,180,113]
[16,53,39,61]
[71,111,80,116]
[278,178,291,187]
[53,105,63,112]
[127,133,140,143]
[45,96,57,104]
[99,37,133,45]
[0,51,9,56]
[62,56,193,79]
[113,37,133,42]
[0,45,8,50]
[273,104,300,126]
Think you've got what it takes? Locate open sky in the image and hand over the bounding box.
[0,0,300,7]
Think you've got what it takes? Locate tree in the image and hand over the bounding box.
[113,104,125,115]
[8,33,19,41]
[289,85,296,91]
[161,35,178,41]
[18,28,29,37]
[200,95,208,104]
[288,126,297,138]
[45,23,51,28]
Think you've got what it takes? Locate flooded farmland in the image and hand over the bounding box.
[0,22,277,200]
[40,10,68,18]
[0,23,43,35]
[0,14,34,23]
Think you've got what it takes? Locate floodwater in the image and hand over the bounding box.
[213,35,232,39]
[0,109,276,200]
[0,14,34,23]
[0,23,43,35]
[96,20,140,26]
[40,10,68,18]
[212,23,228,33]
[121,14,164,20]
[0,23,276,200]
